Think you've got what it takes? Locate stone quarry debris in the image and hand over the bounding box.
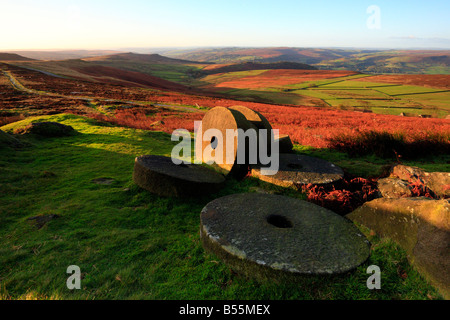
[133,155,225,197]
[200,193,370,282]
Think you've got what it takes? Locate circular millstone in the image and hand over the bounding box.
[200,106,257,178]
[200,193,370,281]
[251,153,344,187]
[133,155,225,197]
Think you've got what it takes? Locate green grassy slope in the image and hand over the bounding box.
[0,114,444,300]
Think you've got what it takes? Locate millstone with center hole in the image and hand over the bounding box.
[251,153,344,188]
[200,107,258,178]
[133,155,225,197]
[200,193,370,282]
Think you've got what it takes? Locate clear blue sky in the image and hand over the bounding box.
[1,0,449,50]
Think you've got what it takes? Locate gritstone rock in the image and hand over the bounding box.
[346,197,450,299]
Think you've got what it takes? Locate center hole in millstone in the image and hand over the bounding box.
[287,163,303,170]
[210,136,218,149]
[266,214,293,228]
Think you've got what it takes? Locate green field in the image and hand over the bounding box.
[199,71,450,117]
[0,114,445,300]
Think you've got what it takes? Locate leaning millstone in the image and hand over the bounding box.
[251,153,344,188]
[377,177,412,198]
[133,155,225,197]
[200,107,258,178]
[346,197,450,299]
[200,193,370,282]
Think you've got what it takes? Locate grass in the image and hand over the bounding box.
[374,85,447,96]
[0,114,445,300]
[200,70,268,86]
[198,71,450,118]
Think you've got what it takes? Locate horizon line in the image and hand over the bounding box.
[2,45,450,52]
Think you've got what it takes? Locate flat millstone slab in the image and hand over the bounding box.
[251,153,344,187]
[200,193,370,281]
[133,155,225,197]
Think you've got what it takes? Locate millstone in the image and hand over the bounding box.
[133,155,225,197]
[200,107,257,177]
[251,153,344,187]
[274,134,293,153]
[229,106,293,154]
[200,193,370,281]
[228,105,272,131]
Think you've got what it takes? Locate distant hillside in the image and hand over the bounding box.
[9,58,190,91]
[79,52,213,85]
[163,47,359,64]
[201,61,316,75]
[6,50,125,61]
[0,53,35,61]
[83,52,211,65]
[71,64,188,91]
[164,47,450,74]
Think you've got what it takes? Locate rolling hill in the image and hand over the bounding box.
[82,52,211,65]
[201,61,317,75]
[4,50,125,61]
[0,53,35,61]
[80,52,213,85]
[162,47,450,74]
[8,56,190,91]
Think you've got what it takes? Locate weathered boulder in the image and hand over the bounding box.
[14,122,77,137]
[391,164,426,182]
[390,164,450,198]
[423,172,450,198]
[133,155,225,197]
[346,197,450,299]
[201,193,370,282]
[377,177,412,198]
